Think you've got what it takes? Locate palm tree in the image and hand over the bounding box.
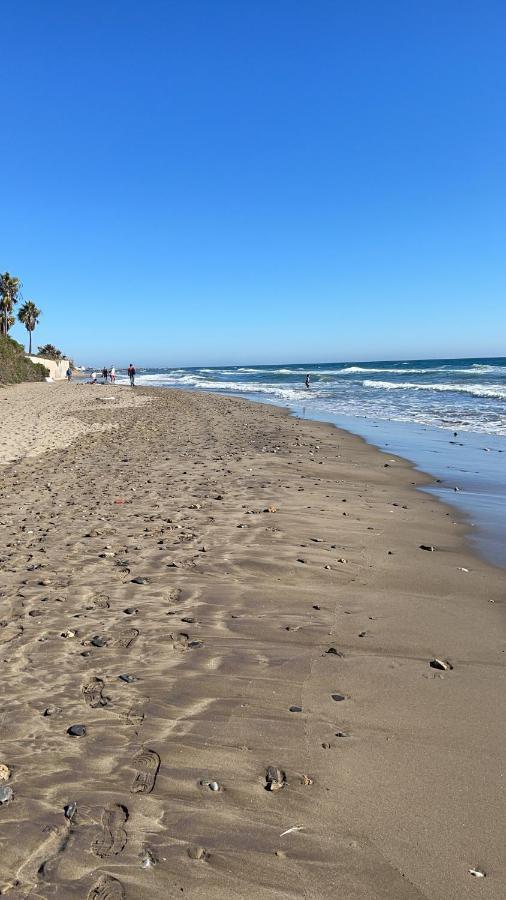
[0,272,21,337]
[37,343,66,360]
[18,300,41,354]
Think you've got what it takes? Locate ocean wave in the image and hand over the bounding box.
[339,366,435,374]
[362,380,506,400]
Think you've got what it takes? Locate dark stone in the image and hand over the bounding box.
[67,724,86,737]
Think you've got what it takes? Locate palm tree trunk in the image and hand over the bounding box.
[28,330,32,354]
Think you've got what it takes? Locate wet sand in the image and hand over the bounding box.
[0,382,504,899]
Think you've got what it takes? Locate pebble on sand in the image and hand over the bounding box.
[265,766,286,791]
[0,786,13,805]
[67,724,86,737]
[289,706,303,713]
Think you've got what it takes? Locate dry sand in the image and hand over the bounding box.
[0,381,504,899]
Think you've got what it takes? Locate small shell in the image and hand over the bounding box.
[468,867,486,878]
[430,658,453,671]
[0,764,10,782]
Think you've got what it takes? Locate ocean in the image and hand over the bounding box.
[115,357,506,434]
[111,357,506,567]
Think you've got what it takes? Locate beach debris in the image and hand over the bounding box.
[331,693,346,702]
[0,786,13,805]
[140,848,157,868]
[264,505,277,513]
[43,705,62,717]
[123,607,138,615]
[322,742,331,749]
[454,486,460,492]
[313,604,320,610]
[131,576,149,585]
[188,845,208,860]
[0,764,11,782]
[325,647,344,656]
[337,557,347,564]
[67,724,86,737]
[280,825,304,837]
[458,567,469,573]
[265,766,286,792]
[324,564,331,569]
[61,629,76,638]
[297,558,306,564]
[289,706,303,713]
[189,503,201,509]
[301,774,313,785]
[420,544,436,552]
[429,658,453,671]
[119,673,137,683]
[468,867,486,878]
[335,730,350,738]
[64,801,77,820]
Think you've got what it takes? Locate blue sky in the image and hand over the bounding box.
[2,0,505,366]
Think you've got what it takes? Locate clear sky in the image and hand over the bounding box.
[2,0,505,367]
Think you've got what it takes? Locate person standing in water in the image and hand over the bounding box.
[127,363,136,386]
[305,373,311,389]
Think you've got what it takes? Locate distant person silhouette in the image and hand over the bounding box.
[305,374,311,389]
[127,363,136,387]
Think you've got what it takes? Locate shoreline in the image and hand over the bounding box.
[0,382,504,898]
[76,375,506,570]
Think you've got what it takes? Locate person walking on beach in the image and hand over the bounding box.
[110,366,116,383]
[66,365,72,382]
[305,373,311,389]
[102,366,108,382]
[127,363,136,386]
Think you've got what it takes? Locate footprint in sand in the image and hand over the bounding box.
[82,677,109,708]
[114,628,139,649]
[130,748,160,794]
[88,873,125,899]
[92,803,128,858]
[125,699,147,729]
[16,822,70,884]
[0,623,23,645]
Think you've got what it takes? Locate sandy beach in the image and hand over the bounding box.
[0,381,504,899]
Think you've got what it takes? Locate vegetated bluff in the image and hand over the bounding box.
[0,335,49,384]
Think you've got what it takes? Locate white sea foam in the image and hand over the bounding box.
[362,380,506,400]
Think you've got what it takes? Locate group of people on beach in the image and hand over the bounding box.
[86,364,136,386]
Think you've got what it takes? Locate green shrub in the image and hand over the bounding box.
[0,335,49,384]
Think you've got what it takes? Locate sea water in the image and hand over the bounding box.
[113,358,506,567]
